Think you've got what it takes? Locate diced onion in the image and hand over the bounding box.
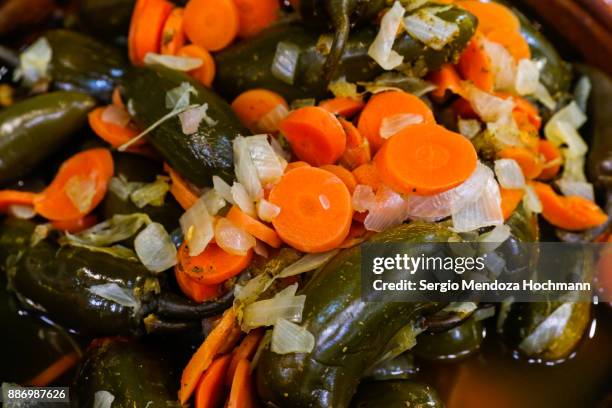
[89,283,139,308]
[404,8,459,51]
[65,175,96,213]
[557,179,595,201]
[482,38,516,92]
[515,59,540,96]
[352,184,376,213]
[494,159,525,189]
[364,186,410,232]
[64,214,151,247]
[233,136,264,201]
[130,176,170,208]
[214,217,255,256]
[271,318,315,354]
[134,222,177,273]
[16,37,52,85]
[231,182,256,217]
[451,167,503,233]
[278,250,339,278]
[109,176,143,201]
[534,82,556,110]
[380,113,424,139]
[271,42,300,85]
[93,390,115,408]
[368,1,405,70]
[200,188,226,215]
[522,184,542,214]
[245,135,285,185]
[256,104,290,133]
[235,273,275,305]
[242,284,306,331]
[474,306,496,321]
[101,105,131,127]
[179,104,216,134]
[180,197,214,256]
[212,175,234,204]
[165,82,198,111]
[519,303,573,355]
[545,102,587,153]
[8,204,36,220]
[464,83,514,123]
[144,52,203,71]
[457,118,481,139]
[478,224,511,254]
[257,199,281,222]
[328,76,360,99]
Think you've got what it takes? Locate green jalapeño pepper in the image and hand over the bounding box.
[45,29,130,102]
[350,380,443,408]
[0,91,95,184]
[75,338,181,407]
[0,219,234,336]
[414,315,484,362]
[124,66,248,186]
[214,5,477,101]
[256,222,455,408]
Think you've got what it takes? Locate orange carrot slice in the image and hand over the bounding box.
[226,205,282,248]
[175,264,222,303]
[88,107,141,148]
[128,0,174,65]
[320,164,357,193]
[457,0,521,35]
[178,241,253,285]
[537,140,562,181]
[319,97,365,118]
[227,359,256,408]
[500,188,525,220]
[498,147,543,179]
[231,89,288,132]
[177,44,216,87]
[225,329,264,386]
[339,118,371,170]
[0,190,37,212]
[428,64,464,100]
[234,0,280,39]
[165,163,200,210]
[195,354,232,408]
[457,32,494,92]
[352,163,382,191]
[51,215,98,234]
[160,7,186,55]
[183,0,239,51]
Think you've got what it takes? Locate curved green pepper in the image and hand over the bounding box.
[214,6,477,101]
[45,29,129,102]
[413,315,484,361]
[75,338,180,407]
[0,91,95,184]
[350,380,443,408]
[363,353,419,381]
[124,66,248,186]
[0,219,234,336]
[103,153,183,232]
[256,222,454,408]
[79,0,135,41]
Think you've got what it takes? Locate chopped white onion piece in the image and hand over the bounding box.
[144,52,203,71]
[328,76,360,99]
[101,105,131,127]
[256,104,290,133]
[560,149,587,182]
[352,184,376,213]
[534,82,556,110]
[242,284,306,331]
[478,224,511,254]
[519,303,573,355]
[451,168,503,232]
[130,176,170,208]
[515,59,540,95]
[179,103,216,134]
[271,42,300,85]
[368,1,405,70]
[200,188,226,215]
[474,306,496,321]
[89,283,139,308]
[522,184,542,214]
[235,273,275,305]
[257,199,281,222]
[233,136,264,201]
[482,38,516,92]
[380,113,424,139]
[231,182,256,216]
[93,390,115,408]
[8,204,36,220]
[245,135,285,184]
[134,222,177,273]
[457,118,481,139]
[557,180,595,201]
[271,318,315,354]
[404,8,459,51]
[66,213,151,247]
[165,82,198,111]
[464,82,514,123]
[180,197,214,256]
[269,136,291,161]
[494,159,526,189]
[16,37,52,85]
[109,176,143,201]
[65,175,96,213]
[545,120,588,157]
[279,250,339,278]
[486,117,522,148]
[214,218,256,256]
[212,175,235,204]
[364,186,410,232]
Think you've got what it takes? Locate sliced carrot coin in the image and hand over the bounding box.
[320,164,357,193]
[428,64,464,100]
[128,0,174,65]
[225,329,264,386]
[457,0,521,35]
[352,163,382,191]
[231,89,288,132]
[177,44,216,87]
[160,7,186,55]
[487,28,531,61]
[284,161,311,173]
[457,33,494,92]
[319,97,365,118]
[88,107,141,148]
[178,241,252,285]
[183,0,239,51]
[234,0,280,39]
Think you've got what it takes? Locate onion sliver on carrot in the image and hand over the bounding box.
[175,264,222,303]
[195,354,232,408]
[279,106,347,166]
[51,215,98,234]
[269,166,353,253]
[357,90,435,152]
[231,89,288,132]
[88,107,140,148]
[34,149,114,221]
[497,147,543,179]
[374,124,478,196]
[531,182,608,231]
[226,206,282,248]
[177,44,216,87]
[183,0,239,51]
[178,241,253,285]
[128,0,174,65]
[234,0,280,39]
[179,308,239,404]
[160,7,186,55]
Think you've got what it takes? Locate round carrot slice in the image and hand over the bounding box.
[128,0,174,65]
[160,7,186,55]
[183,0,239,51]
[88,107,141,148]
[374,124,478,196]
[177,44,216,87]
[357,90,435,152]
[320,164,357,193]
[269,166,353,253]
[231,89,288,132]
[34,149,114,221]
[226,206,282,248]
[178,241,252,285]
[279,106,347,166]
[175,264,221,303]
[234,0,280,39]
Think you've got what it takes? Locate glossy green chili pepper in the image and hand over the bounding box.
[363,353,419,381]
[45,29,129,102]
[214,5,477,101]
[256,222,454,408]
[75,338,181,407]
[124,66,248,186]
[103,153,183,232]
[79,0,135,41]
[0,91,95,184]
[0,219,234,336]
[414,315,484,362]
[350,380,443,408]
